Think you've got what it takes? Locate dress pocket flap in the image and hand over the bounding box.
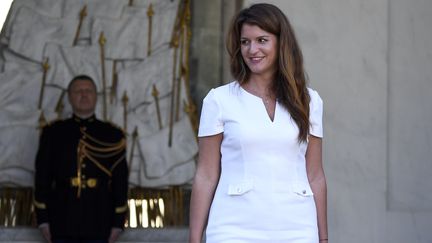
[293,183,314,197]
[227,181,253,196]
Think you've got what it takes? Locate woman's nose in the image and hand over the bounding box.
[248,42,258,53]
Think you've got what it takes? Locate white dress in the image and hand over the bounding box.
[198,82,323,243]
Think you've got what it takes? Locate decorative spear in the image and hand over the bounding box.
[175,0,194,123]
[110,60,118,103]
[175,28,185,122]
[73,5,87,46]
[183,0,197,133]
[147,3,154,56]
[151,84,163,130]
[54,90,66,119]
[38,58,50,109]
[128,126,138,175]
[170,0,183,46]
[184,0,192,90]
[168,35,179,147]
[38,111,47,131]
[183,100,198,135]
[121,91,129,132]
[98,32,108,120]
[184,0,192,100]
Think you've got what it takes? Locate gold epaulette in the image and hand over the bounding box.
[42,117,63,128]
[33,199,47,209]
[115,203,128,213]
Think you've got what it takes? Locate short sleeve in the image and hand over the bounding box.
[198,89,224,137]
[309,88,323,138]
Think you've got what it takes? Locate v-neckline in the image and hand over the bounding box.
[240,86,277,123]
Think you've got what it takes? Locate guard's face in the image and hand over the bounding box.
[68,79,97,117]
[240,24,278,79]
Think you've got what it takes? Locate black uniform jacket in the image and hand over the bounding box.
[34,115,128,240]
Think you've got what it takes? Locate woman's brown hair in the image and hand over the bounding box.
[226,3,310,143]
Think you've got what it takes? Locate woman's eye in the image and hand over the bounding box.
[258,38,267,43]
[240,40,249,45]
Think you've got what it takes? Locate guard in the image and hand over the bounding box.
[34,75,128,243]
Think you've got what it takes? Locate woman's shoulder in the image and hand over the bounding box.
[214,81,238,92]
[307,87,323,103]
[207,81,240,98]
[307,87,323,110]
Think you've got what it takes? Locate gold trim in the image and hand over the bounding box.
[81,129,126,148]
[80,138,125,153]
[83,150,112,176]
[85,147,123,158]
[33,199,47,209]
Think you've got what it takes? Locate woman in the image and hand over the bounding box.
[189,3,327,242]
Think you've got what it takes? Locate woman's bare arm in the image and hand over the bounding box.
[189,134,223,243]
[306,136,328,242]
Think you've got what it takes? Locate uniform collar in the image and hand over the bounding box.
[73,114,96,124]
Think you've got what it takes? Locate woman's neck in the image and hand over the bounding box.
[246,76,274,98]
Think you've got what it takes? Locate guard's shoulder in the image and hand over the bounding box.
[40,118,71,137]
[42,117,67,129]
[100,120,125,136]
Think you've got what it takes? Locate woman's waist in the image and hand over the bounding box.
[217,176,311,194]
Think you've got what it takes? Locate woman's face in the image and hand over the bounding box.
[240,23,278,79]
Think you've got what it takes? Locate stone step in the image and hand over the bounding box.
[0,227,189,243]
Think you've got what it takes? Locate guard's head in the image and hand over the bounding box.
[67,75,97,118]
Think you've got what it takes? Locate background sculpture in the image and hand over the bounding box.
[0,0,197,228]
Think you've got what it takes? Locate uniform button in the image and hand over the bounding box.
[82,175,86,179]
[81,126,87,131]
[82,184,86,188]
[82,135,86,140]
[302,190,307,194]
[81,163,86,168]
